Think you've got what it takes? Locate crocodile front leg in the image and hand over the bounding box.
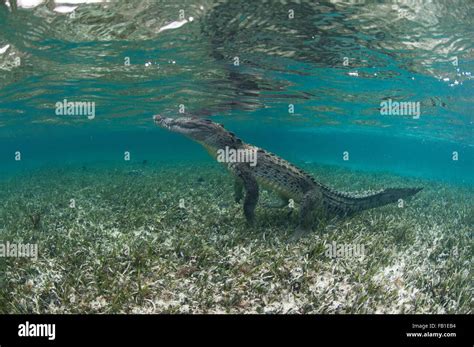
[234,178,244,203]
[232,164,259,223]
[292,189,324,240]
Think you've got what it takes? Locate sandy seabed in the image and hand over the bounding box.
[0,162,472,314]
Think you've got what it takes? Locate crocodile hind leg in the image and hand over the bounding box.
[292,189,324,240]
[232,165,259,223]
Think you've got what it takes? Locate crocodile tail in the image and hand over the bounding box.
[321,186,423,216]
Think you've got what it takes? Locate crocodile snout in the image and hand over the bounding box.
[153,114,163,123]
[153,114,174,129]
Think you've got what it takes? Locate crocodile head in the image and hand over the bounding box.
[153,115,241,148]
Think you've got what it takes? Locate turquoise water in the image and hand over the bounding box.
[0,1,473,182]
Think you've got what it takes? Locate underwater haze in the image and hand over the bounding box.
[0,0,472,314]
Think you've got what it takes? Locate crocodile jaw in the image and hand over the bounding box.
[153,115,186,133]
[153,115,236,149]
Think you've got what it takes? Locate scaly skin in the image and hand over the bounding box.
[154,115,422,238]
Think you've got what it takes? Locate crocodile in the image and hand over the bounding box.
[154,115,422,239]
